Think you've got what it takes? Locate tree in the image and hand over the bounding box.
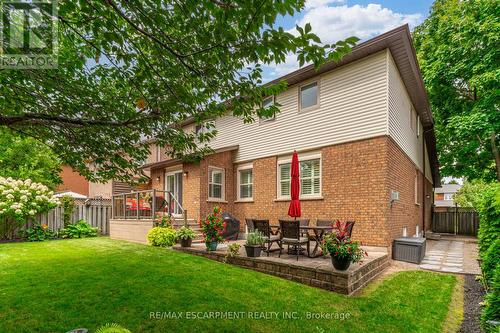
[0,129,61,188]
[413,0,500,182]
[0,1,357,183]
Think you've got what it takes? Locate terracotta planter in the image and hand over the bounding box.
[180,238,192,248]
[244,245,262,257]
[206,241,218,251]
[331,255,351,270]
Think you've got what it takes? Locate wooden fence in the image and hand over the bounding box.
[0,203,111,239]
[432,208,479,236]
[38,204,112,235]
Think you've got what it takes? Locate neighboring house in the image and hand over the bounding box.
[57,165,144,199]
[56,165,89,196]
[112,25,441,248]
[434,184,462,210]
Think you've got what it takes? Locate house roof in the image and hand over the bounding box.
[435,184,461,194]
[263,24,440,185]
[139,145,239,171]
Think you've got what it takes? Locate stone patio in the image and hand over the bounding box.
[173,240,389,295]
[419,239,481,275]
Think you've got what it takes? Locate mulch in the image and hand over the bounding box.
[459,274,485,333]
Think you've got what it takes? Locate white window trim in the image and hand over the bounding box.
[236,163,253,201]
[260,95,276,123]
[276,152,322,200]
[299,80,320,112]
[208,166,225,202]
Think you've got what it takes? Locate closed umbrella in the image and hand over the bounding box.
[288,150,301,219]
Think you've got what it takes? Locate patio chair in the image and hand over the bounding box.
[245,218,255,233]
[345,221,355,237]
[299,219,310,237]
[316,219,334,227]
[279,220,310,261]
[253,220,280,256]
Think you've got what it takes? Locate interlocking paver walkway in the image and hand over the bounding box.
[420,240,465,273]
[419,239,481,274]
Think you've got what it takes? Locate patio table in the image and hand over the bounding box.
[300,226,334,258]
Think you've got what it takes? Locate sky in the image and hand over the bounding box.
[263,0,435,81]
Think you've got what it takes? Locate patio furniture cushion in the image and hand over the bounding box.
[282,237,308,243]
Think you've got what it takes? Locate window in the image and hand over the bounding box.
[414,171,419,204]
[444,193,454,201]
[261,96,275,121]
[300,82,318,110]
[208,167,225,201]
[278,155,321,199]
[300,159,320,196]
[237,166,253,200]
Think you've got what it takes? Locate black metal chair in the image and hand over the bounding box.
[299,219,310,237]
[278,220,310,261]
[345,221,355,237]
[253,220,280,256]
[245,218,255,232]
[316,219,334,227]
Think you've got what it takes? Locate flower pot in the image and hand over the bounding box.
[244,245,262,257]
[206,241,218,251]
[331,255,351,270]
[180,238,192,248]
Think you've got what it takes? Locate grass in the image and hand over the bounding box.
[0,238,458,333]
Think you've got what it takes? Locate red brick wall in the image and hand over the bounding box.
[385,137,430,244]
[146,136,434,248]
[232,137,390,246]
[56,165,89,196]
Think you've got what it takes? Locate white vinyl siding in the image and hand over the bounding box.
[388,52,433,184]
[208,167,224,201]
[206,51,388,165]
[237,165,253,200]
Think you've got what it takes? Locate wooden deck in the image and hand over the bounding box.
[173,240,389,295]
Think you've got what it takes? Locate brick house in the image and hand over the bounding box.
[111,25,440,248]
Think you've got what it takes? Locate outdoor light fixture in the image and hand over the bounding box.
[156,176,161,182]
[183,171,189,177]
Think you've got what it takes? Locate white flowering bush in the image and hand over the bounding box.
[0,177,59,238]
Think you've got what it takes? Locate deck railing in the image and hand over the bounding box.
[111,190,187,224]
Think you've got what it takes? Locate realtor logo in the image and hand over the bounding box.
[0,0,58,68]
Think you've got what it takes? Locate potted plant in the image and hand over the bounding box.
[244,231,264,257]
[176,226,196,247]
[200,206,225,251]
[322,221,367,270]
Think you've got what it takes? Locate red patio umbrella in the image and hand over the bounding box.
[288,150,301,219]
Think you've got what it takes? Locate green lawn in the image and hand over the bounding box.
[0,238,457,333]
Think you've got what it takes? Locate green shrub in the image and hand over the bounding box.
[246,231,264,246]
[23,223,56,241]
[59,220,98,239]
[95,323,131,333]
[147,226,176,247]
[176,226,195,240]
[482,239,500,288]
[477,183,500,257]
[59,195,75,228]
[481,265,500,332]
